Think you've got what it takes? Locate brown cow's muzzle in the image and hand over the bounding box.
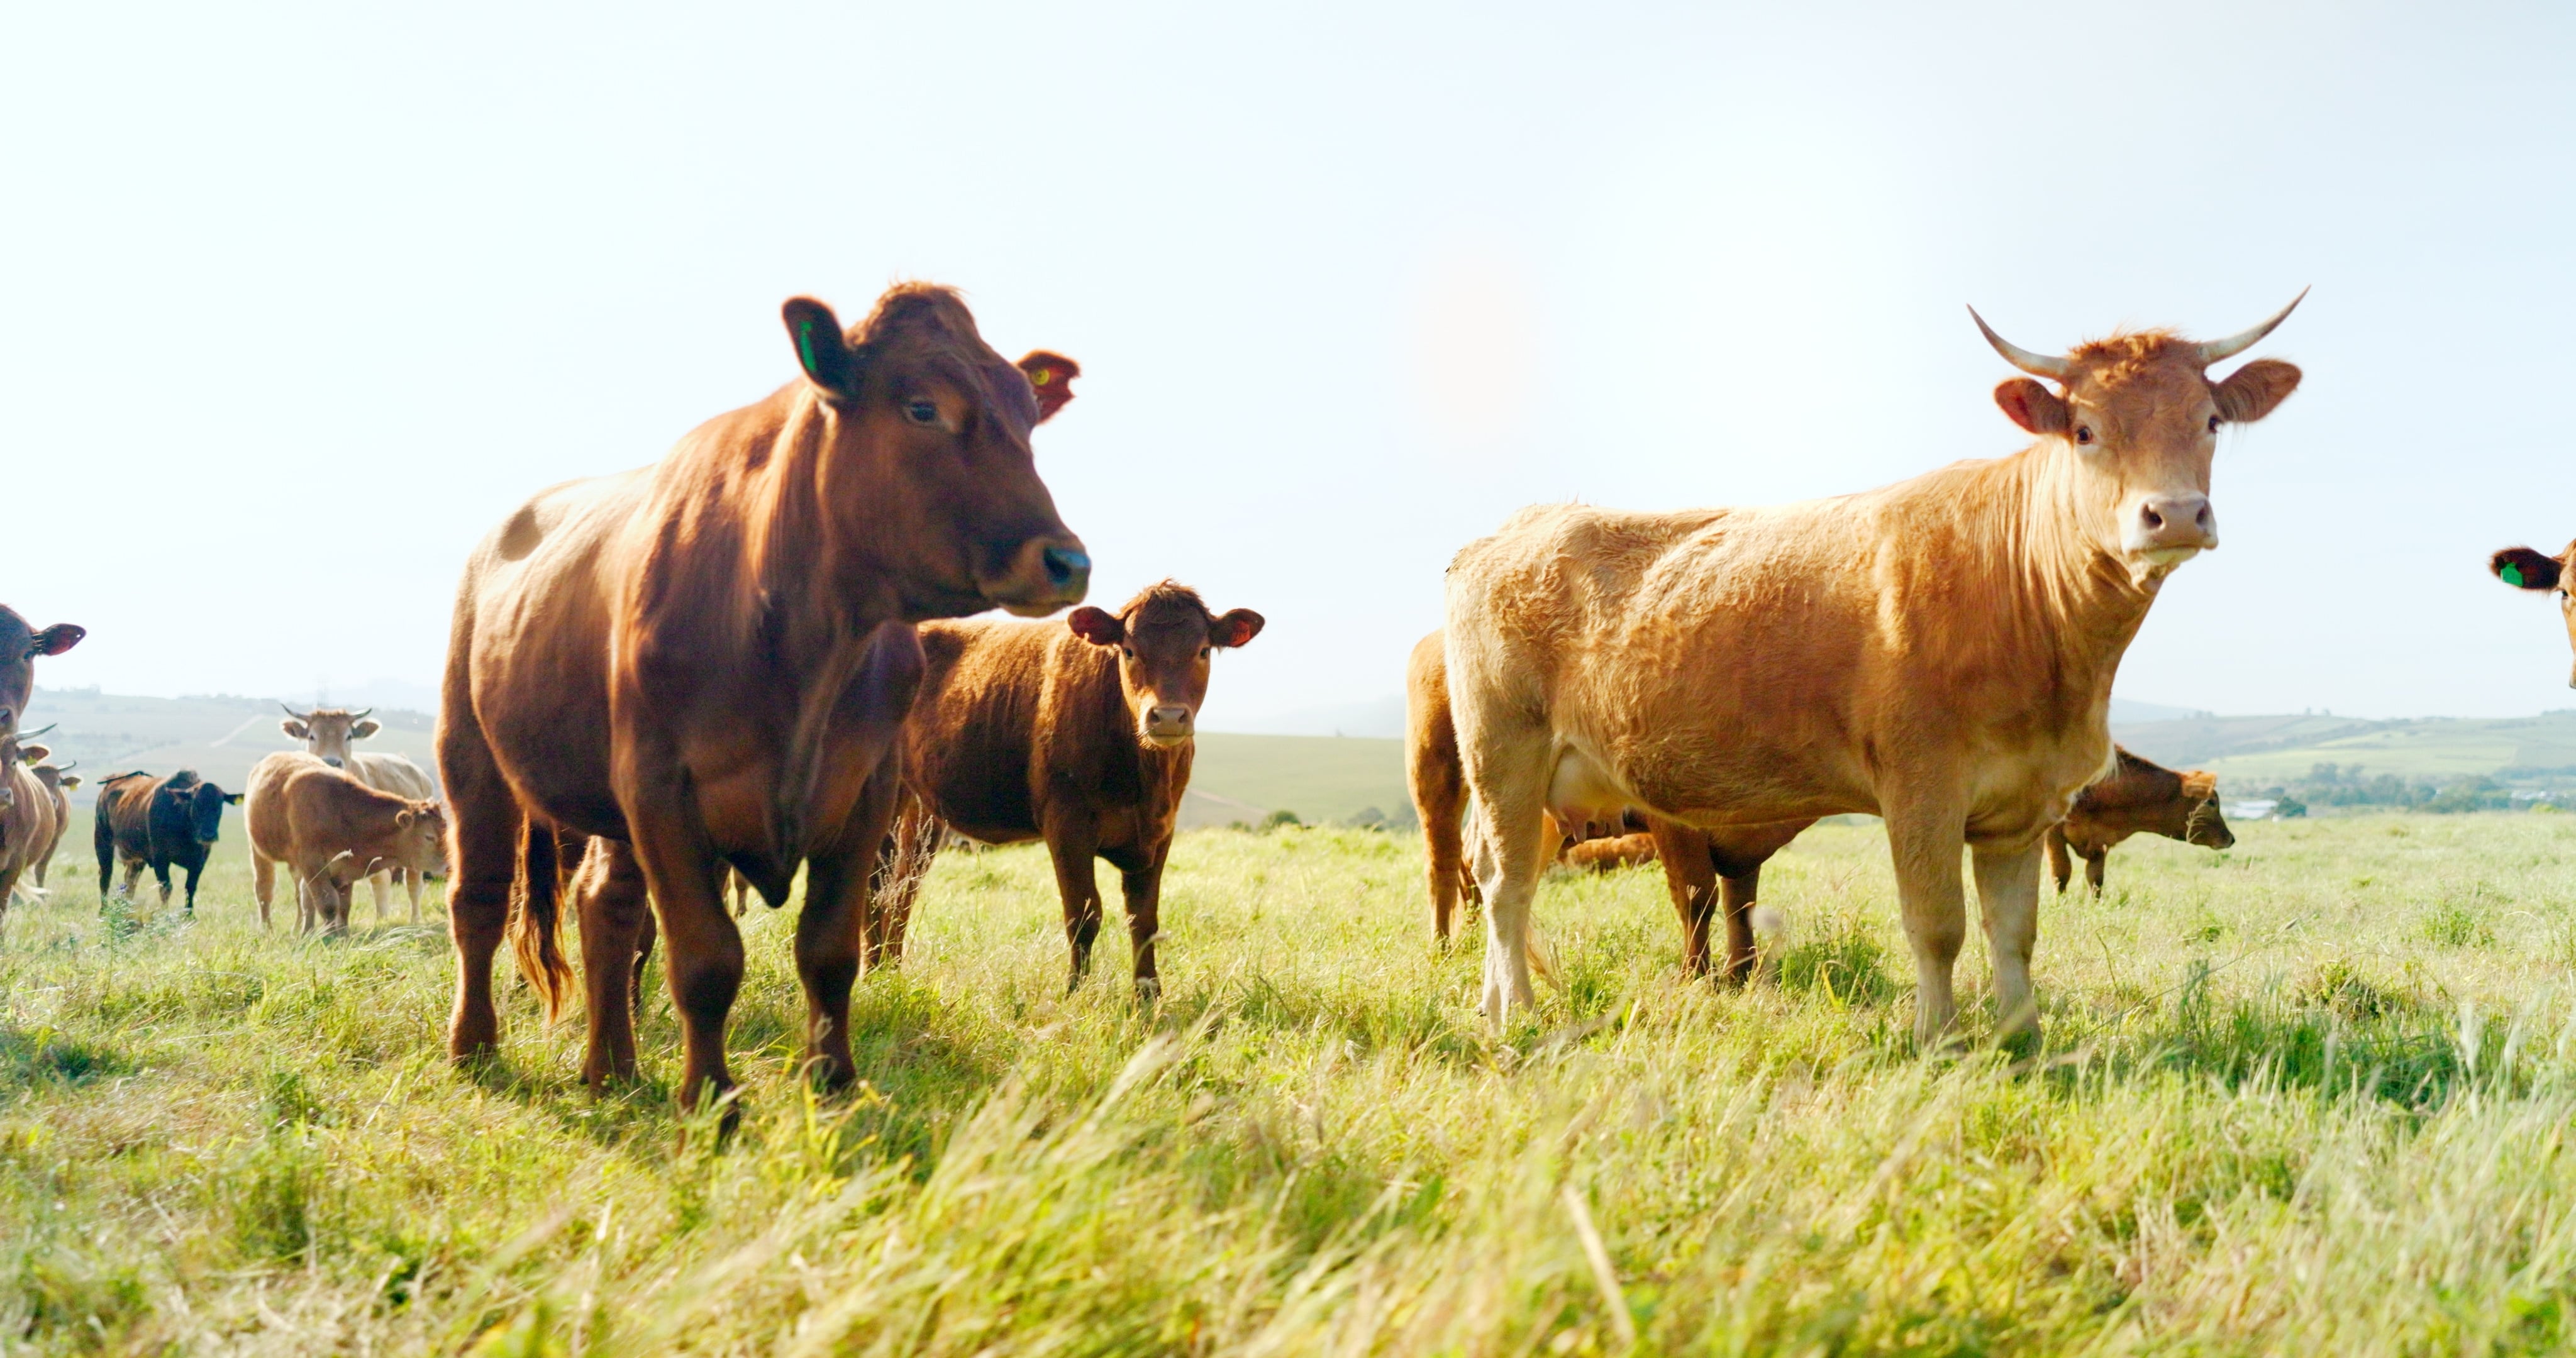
[982,538,1091,618]
[1142,704,1193,747]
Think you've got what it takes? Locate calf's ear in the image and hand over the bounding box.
[1211,609,1266,648]
[2492,546,2564,592]
[351,719,380,739]
[782,297,860,399]
[395,809,416,828]
[1993,379,2068,436]
[1018,351,1080,424]
[1067,607,1124,646]
[2213,359,2301,423]
[280,719,310,739]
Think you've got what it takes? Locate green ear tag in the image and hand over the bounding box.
[796,318,819,378]
[2504,563,2527,587]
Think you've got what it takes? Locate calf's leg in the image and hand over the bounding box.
[1972,841,2044,1044]
[1043,813,1106,992]
[253,852,277,930]
[1116,843,1170,1000]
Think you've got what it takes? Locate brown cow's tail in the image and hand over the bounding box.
[509,818,579,1025]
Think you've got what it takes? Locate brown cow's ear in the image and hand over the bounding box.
[1067,607,1124,646]
[1211,609,1265,648]
[1993,378,2068,436]
[782,297,859,399]
[2492,546,2564,592]
[351,719,380,740]
[1019,351,1079,424]
[280,719,309,739]
[2214,358,2301,423]
[31,624,82,656]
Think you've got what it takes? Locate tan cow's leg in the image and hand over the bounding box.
[1648,819,1719,977]
[1456,722,1552,1025]
[369,869,393,920]
[1882,799,1970,1048]
[404,866,425,923]
[1972,841,2044,1045]
[1716,864,1764,984]
[252,852,277,930]
[572,841,650,1090]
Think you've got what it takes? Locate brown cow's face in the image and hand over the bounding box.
[280,706,379,770]
[0,606,84,738]
[2490,543,2576,687]
[2180,771,2233,850]
[783,288,1090,622]
[1067,584,1265,749]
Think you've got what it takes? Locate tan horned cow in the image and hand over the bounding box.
[1442,296,2304,1044]
[279,705,440,920]
[440,283,1087,1108]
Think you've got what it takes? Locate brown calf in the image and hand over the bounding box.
[17,746,75,893]
[0,731,59,940]
[2043,747,2232,895]
[440,284,1088,1106]
[246,753,449,934]
[889,582,1263,994]
[280,704,440,920]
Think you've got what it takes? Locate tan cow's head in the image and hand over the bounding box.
[1972,294,2306,586]
[782,285,1091,621]
[2489,543,2576,686]
[1066,582,1264,749]
[280,704,378,770]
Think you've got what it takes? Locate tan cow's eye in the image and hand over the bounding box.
[2207,414,2221,433]
[904,399,939,425]
[2074,426,2094,445]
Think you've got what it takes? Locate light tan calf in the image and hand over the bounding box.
[280,705,440,919]
[1443,298,2304,1042]
[246,752,448,935]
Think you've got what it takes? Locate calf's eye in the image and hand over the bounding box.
[904,400,940,425]
[2207,414,2221,433]
[2074,426,2094,445]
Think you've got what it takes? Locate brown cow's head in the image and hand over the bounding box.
[781,285,1090,621]
[2179,770,2233,850]
[1973,294,2306,586]
[280,704,379,770]
[0,607,84,739]
[1066,582,1264,748]
[2490,543,2576,686]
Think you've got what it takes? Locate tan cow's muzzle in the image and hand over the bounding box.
[984,538,1091,618]
[2126,493,2218,566]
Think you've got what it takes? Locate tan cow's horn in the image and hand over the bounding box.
[1967,306,2072,380]
[280,702,311,720]
[2197,288,2309,365]
[350,707,373,720]
[18,722,55,741]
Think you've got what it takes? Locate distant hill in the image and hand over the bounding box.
[1206,695,1406,739]
[1182,734,1407,828]
[20,688,439,801]
[2112,710,2576,788]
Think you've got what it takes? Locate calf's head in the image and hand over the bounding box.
[1973,294,2306,584]
[0,607,84,738]
[782,285,1090,621]
[280,704,377,769]
[380,800,450,878]
[1066,582,1265,748]
[2489,543,2576,686]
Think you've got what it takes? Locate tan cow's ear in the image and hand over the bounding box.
[60,775,79,790]
[1019,351,1080,424]
[1211,609,1265,648]
[2493,546,2564,592]
[280,719,309,739]
[350,719,380,740]
[782,297,860,399]
[2214,359,2301,423]
[1067,607,1124,646]
[1993,378,2068,436]
[19,744,46,765]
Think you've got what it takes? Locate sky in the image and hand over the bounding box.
[5,1,2574,727]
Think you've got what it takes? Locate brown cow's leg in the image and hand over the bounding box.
[573,840,651,1090]
[623,801,743,1111]
[1717,865,1763,984]
[1043,812,1106,992]
[1884,794,1971,1048]
[440,725,523,1065]
[2084,849,2107,896]
[867,795,943,969]
[794,756,904,1090]
[1972,841,2044,1044]
[2044,825,2073,895]
[1648,819,1719,977]
[631,905,657,1022]
[1117,847,1169,1000]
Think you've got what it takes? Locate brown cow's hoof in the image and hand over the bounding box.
[1134,977,1162,1005]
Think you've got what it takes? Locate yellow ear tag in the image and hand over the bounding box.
[1032,370,1051,385]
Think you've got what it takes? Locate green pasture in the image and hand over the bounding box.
[10,812,2576,1352]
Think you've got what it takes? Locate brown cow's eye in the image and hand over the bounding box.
[2074,426,2093,445]
[2207,414,2221,433]
[904,400,939,425]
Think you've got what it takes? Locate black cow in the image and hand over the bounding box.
[95,770,241,913]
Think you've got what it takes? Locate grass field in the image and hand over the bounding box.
[9,812,2576,1353]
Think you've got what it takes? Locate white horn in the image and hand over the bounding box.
[2197,287,2309,365]
[1967,306,2072,380]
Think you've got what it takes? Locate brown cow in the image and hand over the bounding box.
[1442,296,2305,1041]
[2044,747,2232,895]
[246,752,448,934]
[0,731,58,940]
[0,607,84,739]
[2489,544,2576,683]
[440,283,1088,1106]
[18,746,76,893]
[881,582,1263,993]
[1407,628,1814,978]
[280,704,440,920]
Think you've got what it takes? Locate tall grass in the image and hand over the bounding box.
[6,814,2576,1352]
